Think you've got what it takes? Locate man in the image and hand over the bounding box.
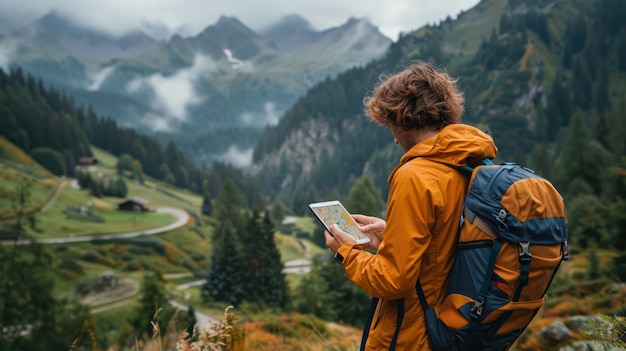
[325,62,498,351]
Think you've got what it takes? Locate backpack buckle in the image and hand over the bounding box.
[518,242,531,259]
[471,300,484,318]
[562,240,569,261]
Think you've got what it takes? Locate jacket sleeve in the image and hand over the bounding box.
[338,166,440,300]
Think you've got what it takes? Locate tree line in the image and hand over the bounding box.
[0,67,263,208]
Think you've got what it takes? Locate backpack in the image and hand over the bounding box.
[416,160,569,351]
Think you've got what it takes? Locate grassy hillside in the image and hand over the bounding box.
[1,138,356,350]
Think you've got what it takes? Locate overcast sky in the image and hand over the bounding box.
[0,0,481,41]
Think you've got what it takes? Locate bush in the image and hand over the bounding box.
[191,253,206,261]
[58,257,83,273]
[129,245,152,255]
[84,251,100,261]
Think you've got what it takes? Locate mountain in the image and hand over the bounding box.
[1,11,392,166]
[10,10,160,63]
[260,14,320,52]
[250,0,626,203]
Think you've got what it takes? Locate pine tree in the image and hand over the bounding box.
[346,176,384,217]
[213,180,246,234]
[587,247,600,280]
[554,112,608,195]
[132,271,172,337]
[259,211,289,308]
[116,154,134,175]
[202,221,246,306]
[292,259,336,321]
[241,209,264,304]
[318,258,370,327]
[201,192,213,216]
[240,210,288,309]
[270,198,287,224]
[185,305,199,341]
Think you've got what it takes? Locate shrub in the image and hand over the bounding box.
[58,256,84,273]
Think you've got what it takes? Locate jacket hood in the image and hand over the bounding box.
[399,124,498,167]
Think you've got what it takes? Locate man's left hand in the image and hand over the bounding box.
[325,224,356,253]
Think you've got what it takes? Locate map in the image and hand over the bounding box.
[310,203,369,242]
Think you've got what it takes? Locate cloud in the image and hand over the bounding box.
[240,102,282,128]
[0,40,15,71]
[127,53,216,124]
[139,113,173,132]
[214,145,254,168]
[0,0,481,41]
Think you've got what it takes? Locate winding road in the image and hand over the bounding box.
[2,207,189,245]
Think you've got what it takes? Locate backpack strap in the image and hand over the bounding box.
[359,297,379,351]
[357,297,405,351]
[390,299,405,351]
[513,242,531,301]
[456,237,504,351]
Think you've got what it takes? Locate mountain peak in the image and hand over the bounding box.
[10,9,159,63]
[214,15,247,30]
[261,14,319,52]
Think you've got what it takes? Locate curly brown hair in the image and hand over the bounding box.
[364,62,464,131]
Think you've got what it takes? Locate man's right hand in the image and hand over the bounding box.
[352,214,385,251]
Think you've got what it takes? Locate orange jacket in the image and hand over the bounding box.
[336,124,498,350]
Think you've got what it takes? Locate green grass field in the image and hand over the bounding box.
[1,140,329,347]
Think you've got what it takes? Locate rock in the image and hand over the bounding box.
[540,320,572,343]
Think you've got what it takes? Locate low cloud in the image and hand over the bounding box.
[127,53,216,126]
[264,102,280,126]
[0,40,15,72]
[215,145,253,168]
[240,102,283,128]
[139,112,174,132]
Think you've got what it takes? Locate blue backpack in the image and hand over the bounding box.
[416,160,569,351]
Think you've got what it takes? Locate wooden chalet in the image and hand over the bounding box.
[76,157,99,172]
[117,196,149,212]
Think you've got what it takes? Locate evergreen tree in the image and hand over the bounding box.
[185,305,199,340]
[259,211,289,308]
[240,210,288,309]
[553,112,607,195]
[113,177,128,198]
[201,192,213,216]
[527,143,554,179]
[292,258,336,321]
[346,176,384,217]
[587,246,600,280]
[318,257,371,327]
[572,57,593,111]
[116,153,134,175]
[0,184,92,350]
[241,209,264,304]
[270,198,287,224]
[202,222,246,306]
[131,271,172,338]
[213,180,246,233]
[547,71,571,139]
[292,183,319,217]
[594,64,611,114]
[132,159,144,183]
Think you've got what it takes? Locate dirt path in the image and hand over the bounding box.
[40,179,67,212]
